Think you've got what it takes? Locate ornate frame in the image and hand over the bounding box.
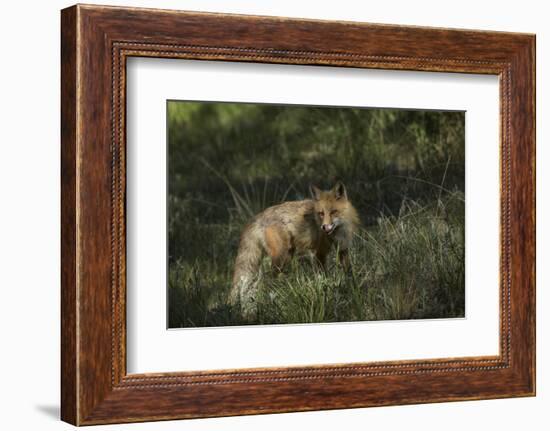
[61,4,535,425]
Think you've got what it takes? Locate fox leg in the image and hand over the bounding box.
[315,249,329,272]
[314,240,331,272]
[338,248,351,272]
[264,225,291,273]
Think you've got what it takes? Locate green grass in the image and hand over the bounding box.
[167,102,465,328]
[168,191,465,328]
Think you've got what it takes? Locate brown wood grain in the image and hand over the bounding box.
[61,4,535,425]
[60,5,78,425]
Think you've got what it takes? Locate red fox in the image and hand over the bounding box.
[230,182,360,315]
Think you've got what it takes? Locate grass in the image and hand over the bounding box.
[167,102,466,328]
[168,190,465,328]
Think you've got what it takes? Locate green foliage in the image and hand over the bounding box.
[167,101,465,327]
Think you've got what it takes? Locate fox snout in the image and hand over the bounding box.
[322,223,335,234]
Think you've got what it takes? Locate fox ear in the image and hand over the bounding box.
[310,185,322,201]
[333,182,347,200]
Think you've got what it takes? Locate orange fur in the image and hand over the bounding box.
[231,182,360,316]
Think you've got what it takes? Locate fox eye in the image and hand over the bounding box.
[330,210,338,215]
[318,211,324,217]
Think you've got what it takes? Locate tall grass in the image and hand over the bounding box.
[167,102,465,328]
[168,188,464,327]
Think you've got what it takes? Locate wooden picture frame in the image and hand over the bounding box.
[61,4,535,425]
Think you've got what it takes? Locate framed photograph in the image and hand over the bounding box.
[61,4,535,425]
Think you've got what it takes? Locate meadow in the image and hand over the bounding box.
[167,101,465,328]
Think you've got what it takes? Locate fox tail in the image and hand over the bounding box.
[230,225,264,316]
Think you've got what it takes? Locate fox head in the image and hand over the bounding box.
[310,182,352,235]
